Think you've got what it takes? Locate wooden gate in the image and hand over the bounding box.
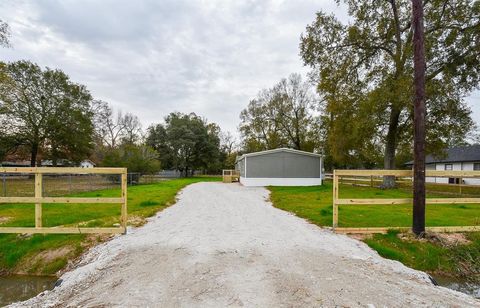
[0,167,127,234]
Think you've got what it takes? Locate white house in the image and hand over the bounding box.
[405,145,480,185]
[79,160,96,168]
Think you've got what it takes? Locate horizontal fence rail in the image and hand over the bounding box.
[332,169,480,234]
[0,167,128,234]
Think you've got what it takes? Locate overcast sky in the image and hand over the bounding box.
[1,0,479,137]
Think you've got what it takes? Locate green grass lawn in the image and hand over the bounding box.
[0,176,219,275]
[2,177,478,279]
[269,181,480,278]
[269,182,480,228]
[363,230,480,276]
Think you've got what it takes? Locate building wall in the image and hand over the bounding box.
[80,161,95,168]
[239,177,322,187]
[235,159,245,177]
[245,151,321,179]
[425,162,480,185]
[461,163,480,185]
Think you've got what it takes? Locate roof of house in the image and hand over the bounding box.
[405,145,480,165]
[236,148,321,162]
[41,159,70,166]
[81,159,96,166]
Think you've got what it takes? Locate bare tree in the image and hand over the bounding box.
[0,19,11,48]
[240,90,286,151]
[220,131,237,156]
[239,73,319,152]
[121,112,143,145]
[92,101,127,148]
[273,73,317,150]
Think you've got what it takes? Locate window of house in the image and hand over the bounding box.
[445,164,453,171]
[474,163,480,171]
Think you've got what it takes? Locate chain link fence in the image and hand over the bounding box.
[0,173,148,197]
[0,170,217,197]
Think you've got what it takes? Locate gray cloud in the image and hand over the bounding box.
[1,0,478,137]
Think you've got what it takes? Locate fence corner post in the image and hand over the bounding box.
[333,170,338,230]
[121,170,128,234]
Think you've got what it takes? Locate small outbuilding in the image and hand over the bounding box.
[235,148,323,186]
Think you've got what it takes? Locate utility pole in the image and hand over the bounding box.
[412,0,426,236]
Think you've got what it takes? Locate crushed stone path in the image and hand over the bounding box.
[14,182,479,307]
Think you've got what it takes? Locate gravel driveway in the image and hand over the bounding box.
[14,182,479,307]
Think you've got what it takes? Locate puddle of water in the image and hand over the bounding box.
[0,275,57,307]
[433,275,480,299]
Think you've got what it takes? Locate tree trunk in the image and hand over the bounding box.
[30,143,38,167]
[412,0,426,236]
[52,149,58,167]
[382,108,401,188]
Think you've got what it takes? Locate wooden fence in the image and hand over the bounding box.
[326,172,480,196]
[0,167,127,234]
[333,169,480,234]
[222,169,240,183]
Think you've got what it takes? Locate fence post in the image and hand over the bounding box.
[333,170,338,229]
[35,172,43,228]
[121,171,128,234]
[2,172,5,197]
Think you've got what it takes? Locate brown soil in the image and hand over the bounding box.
[398,232,471,247]
[348,233,373,241]
[0,216,12,225]
[16,246,74,275]
[434,233,471,246]
[58,233,114,275]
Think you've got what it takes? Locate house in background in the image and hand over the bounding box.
[41,159,71,167]
[79,160,96,168]
[405,145,480,185]
[235,148,323,186]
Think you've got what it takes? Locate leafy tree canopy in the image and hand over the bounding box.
[0,60,94,166]
[101,143,160,174]
[146,112,223,175]
[300,0,479,171]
